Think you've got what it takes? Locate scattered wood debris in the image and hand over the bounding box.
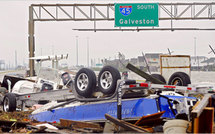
[105,114,152,133]
[0,111,32,122]
[135,111,165,126]
[60,119,103,133]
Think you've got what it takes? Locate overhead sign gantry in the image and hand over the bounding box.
[28,3,215,76]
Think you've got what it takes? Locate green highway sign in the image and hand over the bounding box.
[115,3,159,27]
[96,64,103,66]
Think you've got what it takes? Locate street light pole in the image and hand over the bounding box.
[76,36,79,66]
[194,37,197,63]
[87,37,89,67]
[15,50,17,69]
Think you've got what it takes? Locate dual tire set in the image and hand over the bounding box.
[73,67,191,97]
[74,66,121,98]
[151,72,191,86]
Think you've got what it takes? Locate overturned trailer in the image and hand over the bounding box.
[28,62,214,133]
[30,85,197,123]
[1,57,214,132]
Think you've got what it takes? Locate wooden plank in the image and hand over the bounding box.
[192,101,200,110]
[73,128,93,133]
[198,107,214,133]
[208,97,212,107]
[192,101,200,133]
[60,119,101,129]
[191,94,211,118]
[122,121,153,133]
[202,107,214,133]
[126,63,165,84]
[193,117,199,133]
[135,111,165,126]
[105,114,151,133]
[193,107,214,133]
[136,118,163,127]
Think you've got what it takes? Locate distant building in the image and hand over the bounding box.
[137,56,144,66]
[191,56,208,70]
[191,56,208,66]
[130,58,138,66]
[200,57,215,71]
[201,57,215,65]
[0,60,5,70]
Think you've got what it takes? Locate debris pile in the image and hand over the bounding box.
[0,111,32,122]
[0,110,166,133]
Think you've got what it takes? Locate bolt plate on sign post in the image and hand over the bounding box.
[115,3,159,27]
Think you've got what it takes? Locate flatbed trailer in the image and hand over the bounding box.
[2,77,214,112]
[2,88,75,111]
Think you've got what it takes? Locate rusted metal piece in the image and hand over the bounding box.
[135,111,165,126]
[105,114,151,133]
[160,55,190,58]
[161,66,190,69]
[60,119,101,129]
[126,63,165,84]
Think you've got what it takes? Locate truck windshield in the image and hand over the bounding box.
[37,67,60,83]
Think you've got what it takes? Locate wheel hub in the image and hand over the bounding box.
[172,77,183,86]
[77,73,89,91]
[100,71,113,89]
[3,97,9,112]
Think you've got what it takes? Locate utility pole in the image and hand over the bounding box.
[87,37,89,67]
[52,45,54,55]
[194,37,197,63]
[15,50,17,69]
[29,6,35,76]
[41,48,43,56]
[76,36,79,66]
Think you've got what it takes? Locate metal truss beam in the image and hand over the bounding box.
[73,28,215,31]
[31,3,215,21]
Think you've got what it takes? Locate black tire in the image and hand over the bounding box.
[98,66,121,95]
[3,93,16,112]
[74,68,96,98]
[168,72,191,86]
[151,74,166,84]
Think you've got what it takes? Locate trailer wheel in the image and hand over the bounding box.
[75,68,96,98]
[98,66,121,95]
[168,72,191,86]
[151,74,166,84]
[3,93,16,112]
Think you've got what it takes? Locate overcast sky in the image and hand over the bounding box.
[0,0,215,67]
